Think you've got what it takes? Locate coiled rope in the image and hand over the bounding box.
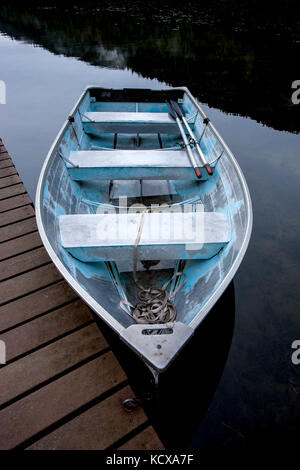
[120,210,185,324]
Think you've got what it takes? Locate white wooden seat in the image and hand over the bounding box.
[59,212,230,262]
[67,149,212,180]
[82,112,177,134]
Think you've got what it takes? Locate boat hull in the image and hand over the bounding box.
[36,86,252,373]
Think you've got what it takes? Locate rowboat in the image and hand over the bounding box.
[36,86,252,380]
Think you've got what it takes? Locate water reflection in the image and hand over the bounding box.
[0,1,300,133]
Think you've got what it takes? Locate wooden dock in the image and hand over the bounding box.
[0,138,163,450]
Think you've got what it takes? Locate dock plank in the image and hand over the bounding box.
[0,152,10,161]
[0,264,62,304]
[26,386,147,450]
[0,183,26,200]
[118,426,164,450]
[0,299,93,361]
[0,193,32,212]
[0,281,78,331]
[0,140,163,451]
[0,231,42,261]
[0,158,13,169]
[0,247,50,281]
[0,352,127,449]
[0,174,21,189]
[0,166,18,178]
[0,205,34,226]
[0,323,108,406]
[0,217,37,242]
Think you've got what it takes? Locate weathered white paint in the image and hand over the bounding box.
[69,149,196,167]
[59,211,229,261]
[83,111,173,123]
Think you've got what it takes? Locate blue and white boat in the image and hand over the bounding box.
[36,86,252,378]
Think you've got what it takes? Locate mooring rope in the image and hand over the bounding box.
[120,210,186,324]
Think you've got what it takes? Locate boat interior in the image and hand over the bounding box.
[40,87,248,342]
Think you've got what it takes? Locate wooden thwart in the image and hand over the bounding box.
[82,111,177,134]
[59,211,230,261]
[68,149,211,181]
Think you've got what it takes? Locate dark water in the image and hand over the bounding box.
[1,1,300,450]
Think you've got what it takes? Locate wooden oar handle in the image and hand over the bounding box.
[204,164,213,176]
[194,167,202,178]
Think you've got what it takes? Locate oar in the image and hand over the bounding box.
[166,101,202,179]
[170,100,213,176]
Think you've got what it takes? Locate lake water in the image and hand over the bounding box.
[1,2,300,450]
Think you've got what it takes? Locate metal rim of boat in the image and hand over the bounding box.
[180,87,253,329]
[35,85,253,337]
